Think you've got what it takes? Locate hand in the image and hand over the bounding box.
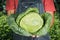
[46,11,54,27]
[36,35,39,37]
[32,35,39,38]
[7,9,15,15]
[32,35,35,38]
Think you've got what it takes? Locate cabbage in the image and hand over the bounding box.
[7,8,52,36]
[20,12,43,33]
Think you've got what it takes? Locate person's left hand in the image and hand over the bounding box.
[46,11,54,27]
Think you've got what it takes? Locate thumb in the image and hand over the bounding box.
[32,35,35,38]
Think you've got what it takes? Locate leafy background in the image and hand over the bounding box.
[0,0,60,40]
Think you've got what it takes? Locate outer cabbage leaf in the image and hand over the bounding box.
[7,15,32,36]
[35,13,52,36]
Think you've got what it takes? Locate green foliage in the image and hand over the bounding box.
[0,12,12,40]
[49,12,60,40]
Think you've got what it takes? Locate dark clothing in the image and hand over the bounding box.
[16,0,44,13]
[12,0,50,40]
[13,32,50,40]
[6,0,56,12]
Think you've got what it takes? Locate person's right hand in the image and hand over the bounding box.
[32,35,35,38]
[7,9,15,15]
[32,35,39,38]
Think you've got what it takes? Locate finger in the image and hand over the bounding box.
[32,35,35,38]
[36,36,39,38]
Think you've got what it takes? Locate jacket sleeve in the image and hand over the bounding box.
[6,0,18,11]
[43,0,56,12]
